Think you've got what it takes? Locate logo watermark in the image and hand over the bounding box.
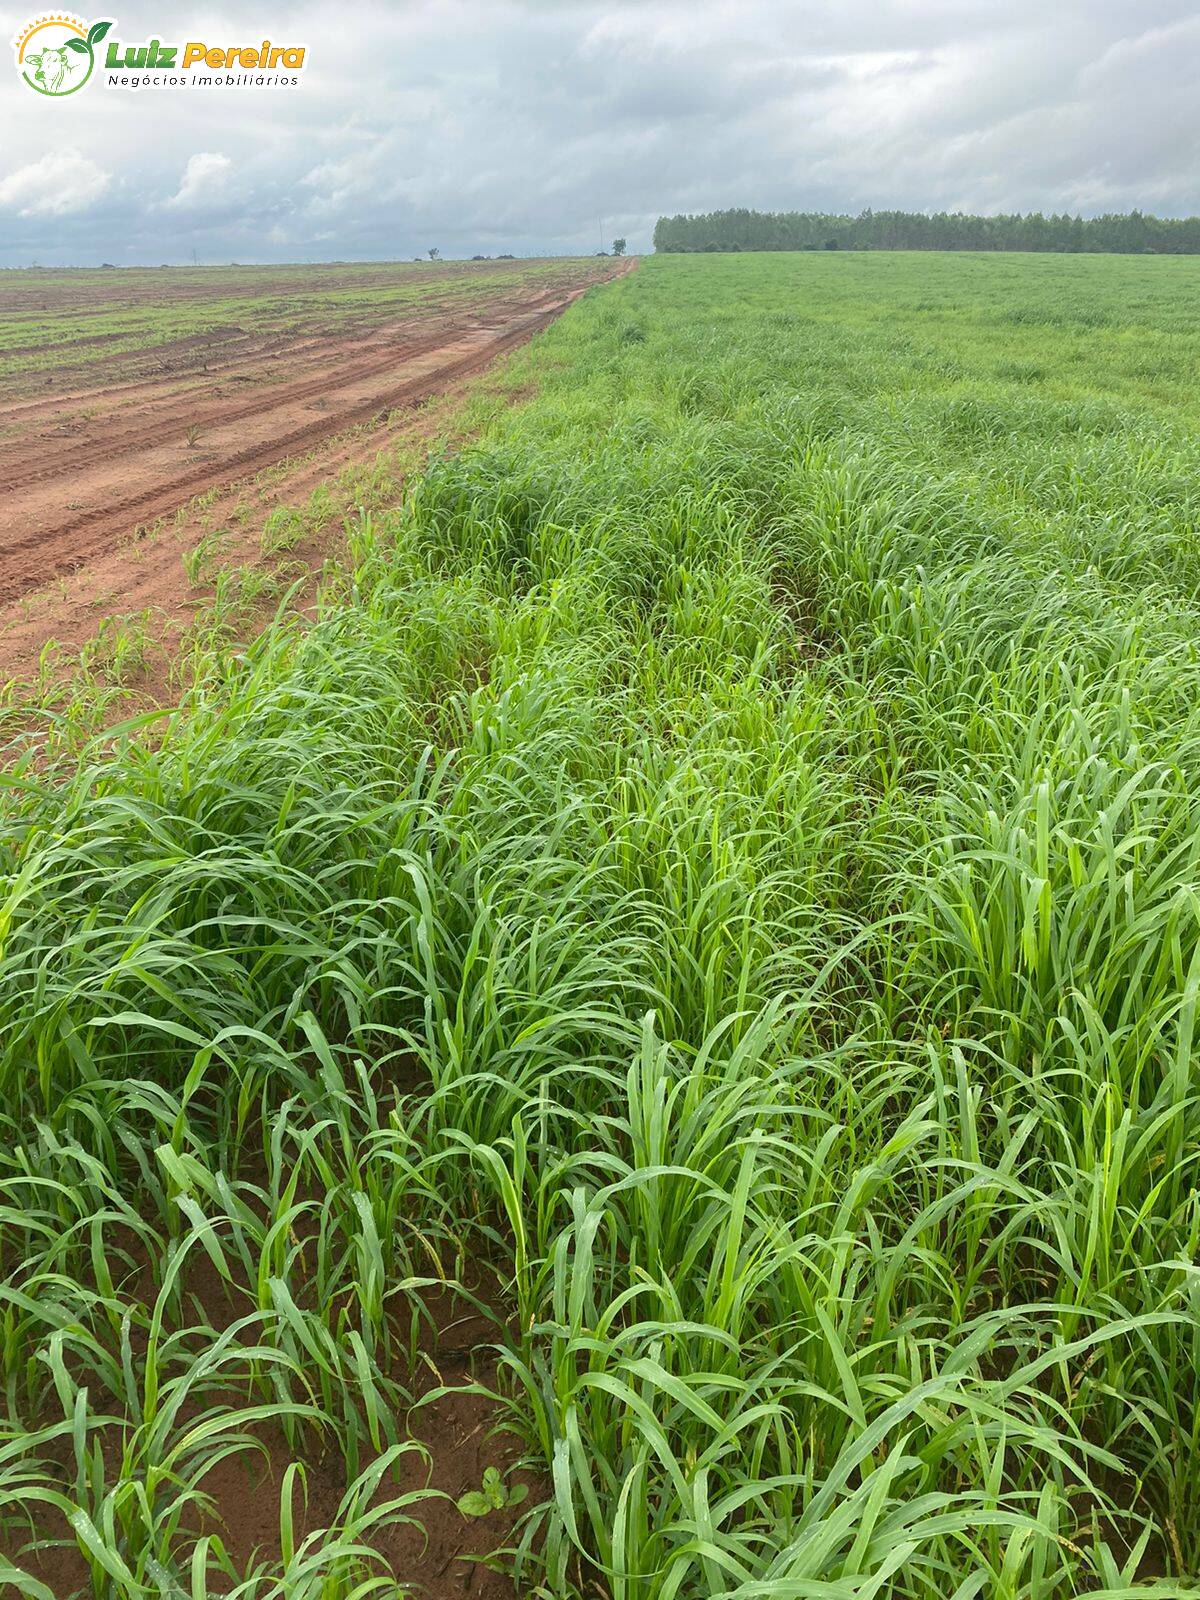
[12,15,307,93]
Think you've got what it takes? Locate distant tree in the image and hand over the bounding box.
[651,207,1200,255]
[428,247,440,261]
[612,237,626,256]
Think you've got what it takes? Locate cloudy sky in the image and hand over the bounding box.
[0,0,1196,265]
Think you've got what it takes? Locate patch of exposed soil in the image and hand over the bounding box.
[1,1239,542,1599]
[0,258,634,692]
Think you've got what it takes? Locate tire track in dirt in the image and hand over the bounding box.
[0,286,517,428]
[5,318,496,491]
[0,287,561,468]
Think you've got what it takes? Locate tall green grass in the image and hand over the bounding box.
[2,251,1200,1595]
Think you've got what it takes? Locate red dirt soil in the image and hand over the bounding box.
[0,257,632,691]
[2,1275,543,1599]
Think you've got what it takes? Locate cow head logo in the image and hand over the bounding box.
[13,15,113,95]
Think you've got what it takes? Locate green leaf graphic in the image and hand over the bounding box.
[87,20,112,45]
[65,37,89,53]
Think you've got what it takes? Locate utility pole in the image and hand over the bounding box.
[598,217,605,254]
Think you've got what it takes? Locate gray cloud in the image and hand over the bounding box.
[0,0,1196,265]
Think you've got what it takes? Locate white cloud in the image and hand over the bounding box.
[0,150,110,217]
[164,152,233,209]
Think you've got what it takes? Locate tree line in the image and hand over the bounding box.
[653,208,1200,255]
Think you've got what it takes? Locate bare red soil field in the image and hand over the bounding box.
[0,256,630,689]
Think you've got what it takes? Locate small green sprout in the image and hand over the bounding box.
[455,1467,528,1519]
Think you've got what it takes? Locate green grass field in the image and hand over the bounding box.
[3,250,1200,1596]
